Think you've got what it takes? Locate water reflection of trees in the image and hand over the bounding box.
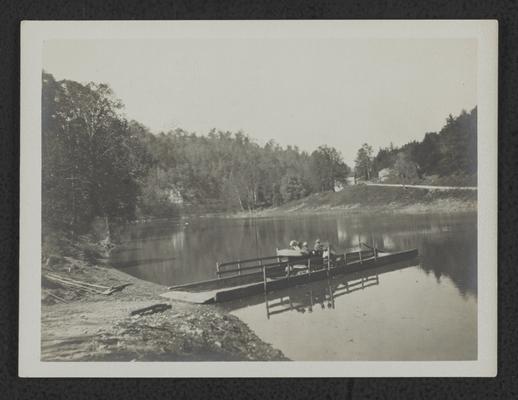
[418,234,477,297]
[336,214,477,297]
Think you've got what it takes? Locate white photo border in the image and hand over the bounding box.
[19,20,498,377]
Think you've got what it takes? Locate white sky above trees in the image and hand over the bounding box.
[43,38,476,166]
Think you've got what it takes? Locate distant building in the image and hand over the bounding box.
[378,168,392,182]
[167,186,184,204]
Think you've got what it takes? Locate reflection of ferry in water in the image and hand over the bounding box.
[218,258,417,317]
[264,274,380,319]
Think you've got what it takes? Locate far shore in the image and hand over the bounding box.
[126,185,477,226]
[215,184,478,220]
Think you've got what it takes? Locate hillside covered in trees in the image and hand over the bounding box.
[354,108,477,186]
[42,73,351,238]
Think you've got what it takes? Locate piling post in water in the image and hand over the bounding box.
[263,265,267,293]
[237,260,241,276]
[358,238,363,264]
[264,292,270,320]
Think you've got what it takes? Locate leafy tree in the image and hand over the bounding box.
[310,145,350,192]
[354,143,374,180]
[280,174,308,202]
[372,146,397,176]
[369,107,477,182]
[394,152,418,186]
[412,132,440,176]
[42,72,151,238]
[436,108,477,176]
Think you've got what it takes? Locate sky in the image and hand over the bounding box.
[43,38,477,166]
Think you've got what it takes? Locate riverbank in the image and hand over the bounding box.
[230,184,477,218]
[41,242,287,361]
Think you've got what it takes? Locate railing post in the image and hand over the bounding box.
[216,262,220,278]
[358,238,363,264]
[237,260,241,276]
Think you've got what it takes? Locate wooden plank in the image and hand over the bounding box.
[160,290,217,304]
[130,303,172,316]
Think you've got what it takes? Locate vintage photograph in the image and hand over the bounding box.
[20,21,497,376]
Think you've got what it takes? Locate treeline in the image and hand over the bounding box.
[138,128,350,213]
[42,73,350,236]
[354,107,477,185]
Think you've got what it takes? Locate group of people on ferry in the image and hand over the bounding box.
[289,238,326,256]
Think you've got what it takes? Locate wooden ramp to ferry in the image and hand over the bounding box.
[161,247,418,304]
[161,280,266,304]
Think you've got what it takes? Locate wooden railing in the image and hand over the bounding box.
[216,254,316,278]
[216,244,379,282]
[216,255,283,277]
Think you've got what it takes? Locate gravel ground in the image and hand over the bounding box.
[41,256,288,361]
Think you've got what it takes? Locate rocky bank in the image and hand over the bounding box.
[41,250,287,361]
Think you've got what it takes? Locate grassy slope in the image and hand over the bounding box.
[258,184,477,216]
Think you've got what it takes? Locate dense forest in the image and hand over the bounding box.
[42,73,350,237]
[135,125,351,214]
[354,108,477,185]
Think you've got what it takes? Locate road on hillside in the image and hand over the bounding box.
[364,182,477,191]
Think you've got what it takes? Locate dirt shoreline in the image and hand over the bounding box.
[41,256,287,361]
[226,198,477,220]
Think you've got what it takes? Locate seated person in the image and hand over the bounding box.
[313,239,325,255]
[300,241,310,255]
[289,240,302,251]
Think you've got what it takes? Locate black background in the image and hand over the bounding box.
[1,1,517,399]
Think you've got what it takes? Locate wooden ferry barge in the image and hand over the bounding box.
[161,243,418,304]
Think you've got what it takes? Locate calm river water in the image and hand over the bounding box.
[111,211,477,361]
